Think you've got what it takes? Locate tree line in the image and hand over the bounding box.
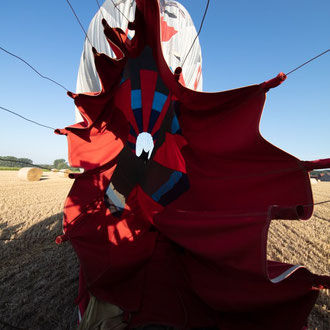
[0,156,69,170]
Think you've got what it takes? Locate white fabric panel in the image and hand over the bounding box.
[159,1,203,91]
[75,0,203,122]
[269,265,303,284]
[136,132,154,159]
[76,0,136,94]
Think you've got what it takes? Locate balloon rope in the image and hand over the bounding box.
[286,49,330,75]
[110,0,131,23]
[0,46,68,91]
[309,199,330,206]
[0,158,54,170]
[95,0,106,20]
[0,106,55,131]
[181,0,210,68]
[65,0,93,47]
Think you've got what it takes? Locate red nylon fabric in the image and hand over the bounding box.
[57,1,330,329]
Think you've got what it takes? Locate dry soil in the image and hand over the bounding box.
[0,171,329,329]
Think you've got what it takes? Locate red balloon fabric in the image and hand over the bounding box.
[56,1,330,329]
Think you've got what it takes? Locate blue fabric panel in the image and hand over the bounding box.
[120,76,126,85]
[131,89,142,109]
[148,109,160,133]
[105,186,125,210]
[152,92,167,112]
[152,171,183,202]
[171,114,180,134]
[158,174,189,206]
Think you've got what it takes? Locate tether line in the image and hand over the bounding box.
[95,0,102,11]
[0,158,53,170]
[286,49,330,75]
[110,0,131,22]
[65,0,92,47]
[95,0,105,20]
[0,46,68,91]
[0,106,55,130]
[310,199,330,206]
[181,0,210,68]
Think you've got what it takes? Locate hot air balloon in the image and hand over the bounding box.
[56,0,330,329]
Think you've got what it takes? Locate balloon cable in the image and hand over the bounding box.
[0,46,69,92]
[286,49,330,75]
[95,0,106,20]
[110,0,131,23]
[0,157,55,170]
[0,106,55,131]
[65,0,93,47]
[181,0,210,68]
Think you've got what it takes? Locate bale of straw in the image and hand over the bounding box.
[18,167,43,182]
[51,168,59,173]
[58,169,70,178]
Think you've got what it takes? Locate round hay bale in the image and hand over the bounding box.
[18,167,43,182]
[51,168,59,173]
[58,169,70,178]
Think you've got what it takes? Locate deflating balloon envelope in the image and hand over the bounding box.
[75,0,203,122]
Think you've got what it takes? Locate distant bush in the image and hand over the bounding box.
[0,167,20,171]
[0,156,33,168]
[53,158,69,170]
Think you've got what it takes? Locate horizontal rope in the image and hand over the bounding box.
[0,157,53,170]
[0,106,55,130]
[310,199,330,206]
[0,46,69,91]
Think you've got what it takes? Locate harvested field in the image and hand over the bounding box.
[267,182,330,329]
[0,171,78,329]
[0,170,329,329]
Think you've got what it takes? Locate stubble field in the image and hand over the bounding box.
[0,171,329,329]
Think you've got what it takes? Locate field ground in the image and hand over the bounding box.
[267,182,330,329]
[0,171,329,329]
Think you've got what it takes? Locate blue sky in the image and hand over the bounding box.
[0,0,329,165]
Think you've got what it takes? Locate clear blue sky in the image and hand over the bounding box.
[0,0,329,165]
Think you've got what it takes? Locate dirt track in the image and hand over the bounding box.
[0,171,329,329]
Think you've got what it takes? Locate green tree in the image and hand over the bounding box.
[0,156,17,167]
[0,156,33,168]
[17,158,33,167]
[53,159,69,170]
